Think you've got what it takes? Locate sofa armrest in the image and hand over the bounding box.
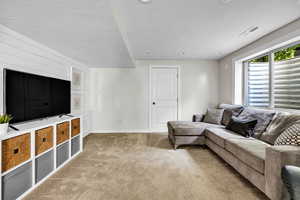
[265,145,300,200]
[192,114,204,122]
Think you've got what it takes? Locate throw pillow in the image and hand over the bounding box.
[203,108,224,125]
[226,117,258,137]
[237,107,276,138]
[274,121,300,146]
[192,114,205,122]
[218,104,244,126]
[260,113,300,145]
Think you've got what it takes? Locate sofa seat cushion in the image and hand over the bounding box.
[205,127,248,148]
[225,138,271,174]
[167,121,223,136]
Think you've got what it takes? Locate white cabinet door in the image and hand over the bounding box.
[151,67,178,130]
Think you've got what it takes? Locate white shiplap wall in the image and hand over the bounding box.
[0,24,90,136]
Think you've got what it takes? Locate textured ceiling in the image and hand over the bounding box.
[0,0,300,67]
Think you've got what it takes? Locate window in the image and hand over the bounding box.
[244,42,300,110]
[245,55,270,107]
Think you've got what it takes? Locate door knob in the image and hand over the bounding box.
[152,102,156,105]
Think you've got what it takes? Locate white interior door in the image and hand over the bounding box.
[151,67,178,130]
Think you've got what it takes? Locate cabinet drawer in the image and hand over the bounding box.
[71,136,80,156]
[71,118,80,137]
[35,126,53,155]
[35,150,54,183]
[2,162,32,200]
[56,141,69,168]
[56,122,70,145]
[2,133,31,172]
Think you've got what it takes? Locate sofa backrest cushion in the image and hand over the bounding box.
[237,107,276,138]
[218,104,244,126]
[260,112,300,144]
[203,108,224,125]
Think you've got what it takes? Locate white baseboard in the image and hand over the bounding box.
[88,129,168,134]
[83,133,90,138]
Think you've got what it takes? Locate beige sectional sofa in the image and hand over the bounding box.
[168,105,300,200]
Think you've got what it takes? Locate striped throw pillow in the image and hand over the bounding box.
[274,122,300,146]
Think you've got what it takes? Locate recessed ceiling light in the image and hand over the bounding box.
[177,51,185,56]
[221,0,233,4]
[139,0,152,4]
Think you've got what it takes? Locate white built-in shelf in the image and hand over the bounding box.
[0,115,83,200]
[1,116,78,140]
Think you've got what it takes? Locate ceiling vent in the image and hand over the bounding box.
[239,26,259,37]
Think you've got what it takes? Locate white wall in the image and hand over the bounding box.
[86,60,219,132]
[0,25,89,136]
[219,19,300,104]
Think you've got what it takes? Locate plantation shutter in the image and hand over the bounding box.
[274,58,300,109]
[247,62,270,107]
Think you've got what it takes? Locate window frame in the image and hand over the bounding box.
[243,41,300,110]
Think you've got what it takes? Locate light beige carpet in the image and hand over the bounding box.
[25,133,269,200]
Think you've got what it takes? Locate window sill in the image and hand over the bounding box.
[243,105,300,114]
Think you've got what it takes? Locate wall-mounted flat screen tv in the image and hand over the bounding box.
[4,69,71,124]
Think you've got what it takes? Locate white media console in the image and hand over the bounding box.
[0,115,83,200]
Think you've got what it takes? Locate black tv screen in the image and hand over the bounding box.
[4,69,71,123]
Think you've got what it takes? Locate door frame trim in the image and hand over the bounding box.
[149,65,181,130]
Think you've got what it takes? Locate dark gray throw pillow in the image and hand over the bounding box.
[237,107,276,138]
[226,117,258,137]
[218,104,244,126]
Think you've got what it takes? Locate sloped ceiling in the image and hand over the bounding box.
[0,0,134,67]
[0,0,300,67]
